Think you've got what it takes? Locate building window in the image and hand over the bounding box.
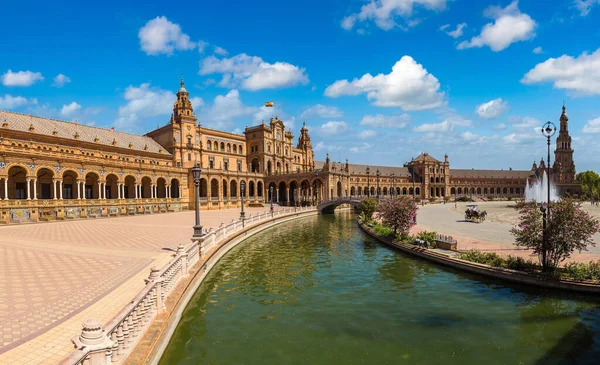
[187,137,192,144]
[209,157,214,169]
[237,160,242,172]
[188,153,191,161]
[15,182,27,199]
[224,161,229,171]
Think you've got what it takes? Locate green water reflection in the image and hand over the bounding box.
[160,212,600,365]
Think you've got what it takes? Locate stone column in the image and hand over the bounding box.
[76,181,81,200]
[135,184,139,199]
[71,318,114,364]
[179,185,182,199]
[117,183,121,199]
[26,178,31,200]
[59,181,63,200]
[32,178,38,200]
[98,182,102,199]
[53,180,57,200]
[165,185,169,198]
[82,181,86,200]
[4,178,8,200]
[276,188,279,203]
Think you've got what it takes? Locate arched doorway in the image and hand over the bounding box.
[210,179,219,200]
[171,178,180,198]
[7,165,28,199]
[289,181,298,205]
[124,175,136,199]
[278,181,287,204]
[85,172,100,199]
[230,180,237,200]
[351,187,356,196]
[199,178,208,199]
[249,181,256,198]
[337,181,342,197]
[141,176,152,199]
[105,174,118,199]
[157,178,167,198]
[223,179,229,200]
[36,168,55,199]
[267,160,272,175]
[251,158,260,173]
[257,181,263,200]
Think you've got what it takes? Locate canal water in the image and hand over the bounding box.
[160,212,600,365]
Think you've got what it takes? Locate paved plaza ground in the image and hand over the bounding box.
[0,206,283,365]
[414,201,600,261]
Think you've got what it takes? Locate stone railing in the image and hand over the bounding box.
[60,205,316,365]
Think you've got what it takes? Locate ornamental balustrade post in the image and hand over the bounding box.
[176,244,188,276]
[71,318,114,365]
[145,266,165,313]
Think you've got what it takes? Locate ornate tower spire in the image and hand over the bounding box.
[554,104,575,185]
[172,77,196,125]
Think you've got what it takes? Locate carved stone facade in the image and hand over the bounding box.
[0,84,579,224]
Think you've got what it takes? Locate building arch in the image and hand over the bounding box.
[213,141,218,150]
[61,168,81,180]
[35,167,55,199]
[383,187,388,196]
[124,175,136,199]
[351,186,356,196]
[289,180,299,204]
[220,142,225,151]
[141,176,152,199]
[85,172,101,199]
[223,179,229,200]
[230,180,237,199]
[415,187,420,196]
[257,181,263,199]
[268,182,277,202]
[199,178,208,198]
[278,181,287,203]
[267,160,272,175]
[210,178,219,199]
[105,173,119,199]
[451,187,456,195]
[251,158,260,173]
[7,165,28,199]
[249,180,255,198]
[476,187,481,195]
[170,178,180,198]
[156,177,167,198]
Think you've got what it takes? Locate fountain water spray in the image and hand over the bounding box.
[524,170,559,203]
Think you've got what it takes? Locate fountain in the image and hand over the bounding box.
[525,170,559,203]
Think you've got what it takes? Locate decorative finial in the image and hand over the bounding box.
[180,76,184,88]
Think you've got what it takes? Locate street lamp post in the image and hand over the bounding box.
[366,167,371,198]
[191,164,203,238]
[270,185,274,217]
[541,121,556,271]
[376,169,380,199]
[240,180,246,224]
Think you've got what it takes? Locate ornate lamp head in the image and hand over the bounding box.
[542,121,556,138]
[191,164,201,181]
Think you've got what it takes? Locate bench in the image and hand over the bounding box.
[435,234,457,251]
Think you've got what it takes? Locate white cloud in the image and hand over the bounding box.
[359,113,410,128]
[214,46,228,56]
[358,130,377,139]
[521,48,600,95]
[190,97,204,108]
[509,116,540,129]
[492,123,507,130]
[574,0,600,16]
[1,70,44,87]
[532,46,543,54]
[138,16,196,56]
[200,89,257,130]
[341,0,448,31]
[475,98,508,119]
[319,121,350,136]
[503,132,538,145]
[0,94,37,109]
[583,117,600,133]
[115,83,175,129]
[52,73,71,87]
[413,120,451,133]
[314,141,343,152]
[60,102,82,117]
[199,53,309,91]
[462,131,484,143]
[324,56,445,111]
[457,1,536,52]
[299,104,343,119]
[442,23,467,38]
[197,40,208,53]
[350,142,373,153]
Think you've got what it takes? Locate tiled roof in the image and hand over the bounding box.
[412,152,441,163]
[450,169,533,179]
[0,110,170,155]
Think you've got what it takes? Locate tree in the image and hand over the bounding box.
[358,198,378,221]
[510,199,600,271]
[376,196,418,237]
[576,171,600,200]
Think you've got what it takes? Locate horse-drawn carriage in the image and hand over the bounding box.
[464,204,487,223]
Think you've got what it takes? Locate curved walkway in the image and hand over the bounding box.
[414,202,600,261]
[0,207,286,365]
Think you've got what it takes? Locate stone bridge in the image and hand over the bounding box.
[317,197,368,214]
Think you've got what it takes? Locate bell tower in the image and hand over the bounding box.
[553,105,575,184]
[172,78,199,168]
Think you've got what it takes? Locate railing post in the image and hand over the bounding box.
[176,244,188,276]
[145,267,165,313]
[71,318,114,365]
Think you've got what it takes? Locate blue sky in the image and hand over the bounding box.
[2,0,600,171]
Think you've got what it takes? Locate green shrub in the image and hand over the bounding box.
[416,231,436,245]
[372,224,396,238]
[561,261,600,282]
[504,256,538,272]
[456,196,474,202]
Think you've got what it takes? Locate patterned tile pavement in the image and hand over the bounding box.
[0,206,279,364]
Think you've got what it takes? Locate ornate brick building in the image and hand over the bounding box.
[0,81,578,223]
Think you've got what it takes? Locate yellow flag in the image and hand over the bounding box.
[265,101,274,107]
